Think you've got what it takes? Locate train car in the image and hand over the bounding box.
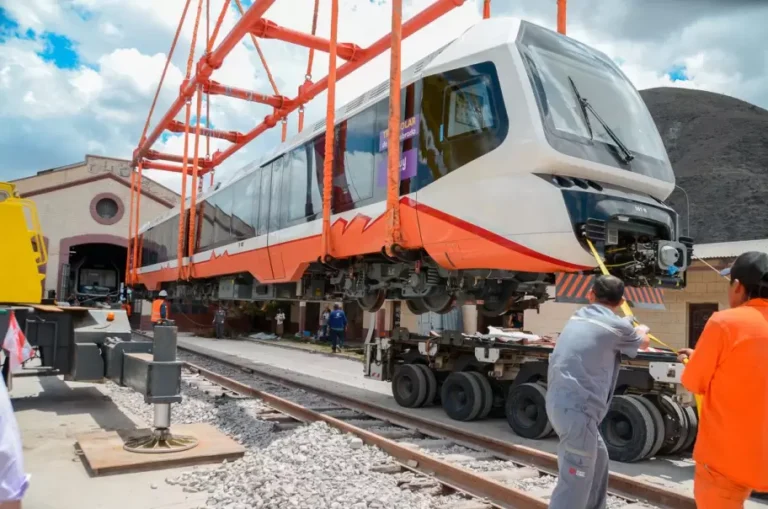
[133,17,693,315]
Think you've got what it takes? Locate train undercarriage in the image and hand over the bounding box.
[142,220,691,316]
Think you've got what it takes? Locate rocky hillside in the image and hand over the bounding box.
[640,87,768,243]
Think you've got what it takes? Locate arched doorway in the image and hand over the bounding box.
[58,234,127,305]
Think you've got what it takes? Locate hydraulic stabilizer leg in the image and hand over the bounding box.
[123,323,199,454]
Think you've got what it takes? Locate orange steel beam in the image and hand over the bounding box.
[166,120,242,144]
[251,19,365,62]
[132,0,276,166]
[483,0,490,19]
[145,149,215,169]
[141,160,212,175]
[131,163,143,283]
[125,167,137,285]
[385,0,404,253]
[210,0,464,168]
[204,81,294,109]
[557,0,566,34]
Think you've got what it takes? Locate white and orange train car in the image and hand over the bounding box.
[133,17,693,315]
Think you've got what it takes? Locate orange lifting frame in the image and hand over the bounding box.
[125,0,569,286]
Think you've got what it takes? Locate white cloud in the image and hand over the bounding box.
[0,0,765,191]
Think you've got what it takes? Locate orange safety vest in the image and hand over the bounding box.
[150,299,168,323]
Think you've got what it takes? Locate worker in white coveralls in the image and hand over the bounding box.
[545,275,650,509]
[0,374,29,508]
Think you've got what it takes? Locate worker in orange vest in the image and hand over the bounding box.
[677,251,768,508]
[150,290,169,327]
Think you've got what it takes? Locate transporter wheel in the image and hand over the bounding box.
[631,395,666,459]
[681,405,698,452]
[467,372,493,419]
[656,395,689,455]
[441,372,483,421]
[505,383,552,439]
[392,364,428,408]
[414,364,438,407]
[405,299,429,315]
[600,395,655,463]
[357,289,386,313]
[422,293,455,314]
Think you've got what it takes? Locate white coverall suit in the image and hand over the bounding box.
[545,304,644,509]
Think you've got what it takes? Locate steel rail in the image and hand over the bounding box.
[172,341,697,509]
[185,361,548,509]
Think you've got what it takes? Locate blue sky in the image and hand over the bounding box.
[0,0,764,187]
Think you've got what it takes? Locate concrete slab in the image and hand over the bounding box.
[76,423,244,476]
[177,336,768,508]
[10,375,211,509]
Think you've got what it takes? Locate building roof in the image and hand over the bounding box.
[694,238,768,259]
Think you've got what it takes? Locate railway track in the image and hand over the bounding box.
[174,345,697,509]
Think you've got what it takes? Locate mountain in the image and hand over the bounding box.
[640,87,768,243]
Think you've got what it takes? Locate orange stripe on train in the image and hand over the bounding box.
[554,273,667,311]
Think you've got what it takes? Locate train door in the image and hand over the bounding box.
[256,164,275,281]
[267,157,286,280]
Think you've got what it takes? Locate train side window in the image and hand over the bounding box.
[257,164,271,236]
[166,217,178,262]
[212,186,234,247]
[197,200,215,252]
[285,147,317,223]
[335,106,376,213]
[231,172,258,240]
[443,76,496,140]
[269,157,285,232]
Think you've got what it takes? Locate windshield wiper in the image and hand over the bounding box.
[568,76,634,164]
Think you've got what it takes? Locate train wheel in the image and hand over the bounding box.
[505,383,552,439]
[600,395,655,463]
[357,289,386,312]
[467,372,493,419]
[405,299,429,315]
[441,372,483,421]
[632,395,666,459]
[477,296,512,317]
[414,364,437,407]
[656,395,689,455]
[391,364,428,408]
[681,405,698,452]
[422,293,455,314]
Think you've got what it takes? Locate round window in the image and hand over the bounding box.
[95,198,119,219]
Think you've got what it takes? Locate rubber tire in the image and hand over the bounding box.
[632,395,666,459]
[441,372,483,422]
[392,364,428,408]
[467,372,493,419]
[414,364,438,407]
[505,383,552,439]
[681,405,698,452]
[658,395,689,455]
[600,395,655,463]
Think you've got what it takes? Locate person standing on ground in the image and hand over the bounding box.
[327,303,347,353]
[150,290,169,328]
[275,309,285,337]
[319,307,330,342]
[545,275,650,509]
[213,305,227,339]
[677,251,768,508]
[0,370,29,509]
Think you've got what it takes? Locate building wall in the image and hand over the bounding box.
[12,155,177,296]
[523,262,730,350]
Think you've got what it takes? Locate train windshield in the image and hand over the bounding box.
[517,21,674,183]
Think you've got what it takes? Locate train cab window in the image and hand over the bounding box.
[212,186,234,247]
[231,172,259,240]
[444,77,495,139]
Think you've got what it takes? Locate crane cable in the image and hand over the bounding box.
[232,0,286,142]
[584,237,703,415]
[299,0,321,133]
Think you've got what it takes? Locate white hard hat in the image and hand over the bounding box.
[159,290,168,297]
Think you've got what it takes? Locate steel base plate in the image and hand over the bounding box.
[123,429,199,454]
